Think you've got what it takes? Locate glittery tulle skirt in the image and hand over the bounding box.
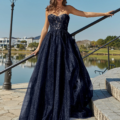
[18,29,93,120]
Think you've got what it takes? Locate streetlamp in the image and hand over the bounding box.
[3,0,17,90]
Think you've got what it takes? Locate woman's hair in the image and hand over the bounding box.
[46,0,67,12]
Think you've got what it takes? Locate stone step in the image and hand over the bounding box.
[11,117,96,120]
[11,117,97,120]
[89,67,120,120]
[70,117,96,120]
[106,78,120,102]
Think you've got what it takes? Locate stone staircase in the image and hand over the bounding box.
[70,117,96,120]
[89,67,120,120]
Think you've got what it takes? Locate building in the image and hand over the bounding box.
[0,37,22,49]
[0,37,9,49]
[76,39,91,48]
[26,36,41,47]
[0,35,41,49]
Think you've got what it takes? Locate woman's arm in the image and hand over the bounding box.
[31,10,49,55]
[37,10,49,49]
[67,5,114,18]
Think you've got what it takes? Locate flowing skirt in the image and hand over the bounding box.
[18,29,93,120]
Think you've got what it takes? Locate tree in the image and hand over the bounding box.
[80,45,86,49]
[4,46,7,50]
[28,42,39,50]
[32,42,39,49]
[17,44,20,48]
[19,44,25,50]
[96,39,105,47]
[21,40,27,44]
[28,43,34,49]
[104,36,117,47]
[90,41,96,47]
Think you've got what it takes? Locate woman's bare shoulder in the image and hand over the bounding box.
[66,5,74,14]
[66,5,74,9]
[45,9,49,15]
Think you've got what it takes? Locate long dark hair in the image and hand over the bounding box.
[46,0,67,12]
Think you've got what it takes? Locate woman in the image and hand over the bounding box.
[18,0,114,120]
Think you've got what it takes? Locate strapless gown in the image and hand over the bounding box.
[18,13,93,120]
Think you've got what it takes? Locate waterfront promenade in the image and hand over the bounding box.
[0,82,96,120]
[1,67,120,120]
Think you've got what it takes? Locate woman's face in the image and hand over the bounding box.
[57,0,63,4]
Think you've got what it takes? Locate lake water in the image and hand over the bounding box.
[0,52,120,86]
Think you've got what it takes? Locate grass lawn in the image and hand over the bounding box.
[80,48,120,54]
[0,50,31,53]
[87,54,120,60]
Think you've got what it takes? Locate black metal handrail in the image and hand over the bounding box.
[95,67,108,75]
[95,64,116,75]
[0,8,120,74]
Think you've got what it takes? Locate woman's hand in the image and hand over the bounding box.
[30,47,40,56]
[104,10,114,17]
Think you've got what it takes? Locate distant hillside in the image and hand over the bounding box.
[76,39,91,47]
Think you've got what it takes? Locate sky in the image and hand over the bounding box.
[0,0,120,41]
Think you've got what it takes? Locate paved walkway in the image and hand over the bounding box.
[0,81,97,120]
[0,83,28,120]
[2,68,115,120]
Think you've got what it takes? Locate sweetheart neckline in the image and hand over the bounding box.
[48,13,70,18]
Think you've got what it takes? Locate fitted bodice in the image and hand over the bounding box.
[48,14,70,32]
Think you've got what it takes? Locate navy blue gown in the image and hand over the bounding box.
[18,13,93,120]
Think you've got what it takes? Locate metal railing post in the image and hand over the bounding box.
[108,46,110,70]
[3,2,15,90]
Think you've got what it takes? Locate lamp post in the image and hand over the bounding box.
[3,0,17,90]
